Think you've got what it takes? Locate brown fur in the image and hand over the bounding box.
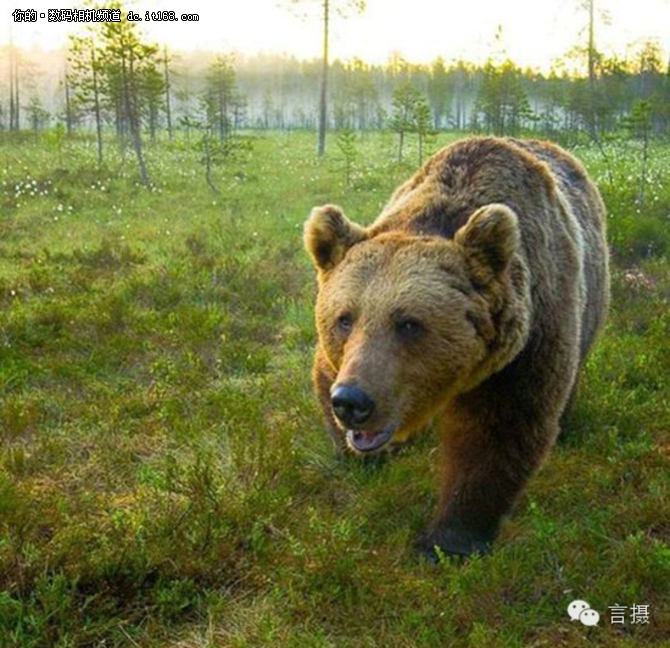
[304,137,609,557]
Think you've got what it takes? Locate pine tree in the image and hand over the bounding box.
[335,128,357,188]
[204,55,237,141]
[139,64,166,143]
[390,83,420,162]
[413,95,435,164]
[625,100,653,207]
[26,95,49,132]
[475,59,534,136]
[96,1,160,184]
[427,57,450,129]
[69,35,104,165]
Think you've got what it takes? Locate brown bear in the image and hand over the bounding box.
[304,137,609,558]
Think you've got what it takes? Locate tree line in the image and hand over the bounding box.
[1,1,668,180]
[3,41,669,137]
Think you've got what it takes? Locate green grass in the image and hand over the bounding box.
[0,130,668,647]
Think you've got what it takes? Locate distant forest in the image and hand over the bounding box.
[1,26,668,145]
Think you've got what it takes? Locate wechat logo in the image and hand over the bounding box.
[568,600,600,626]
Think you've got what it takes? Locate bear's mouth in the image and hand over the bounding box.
[346,426,394,453]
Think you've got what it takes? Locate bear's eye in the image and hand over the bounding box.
[336,314,354,334]
[395,318,424,340]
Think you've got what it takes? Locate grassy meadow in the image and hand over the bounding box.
[0,130,668,646]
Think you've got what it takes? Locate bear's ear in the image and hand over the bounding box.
[454,204,519,282]
[304,204,367,271]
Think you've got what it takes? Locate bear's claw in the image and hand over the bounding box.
[416,524,495,562]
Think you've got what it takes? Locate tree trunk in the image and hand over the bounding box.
[123,50,150,185]
[317,0,329,156]
[14,55,20,130]
[203,126,220,194]
[9,42,20,131]
[9,27,18,131]
[64,71,73,135]
[91,47,103,166]
[164,46,173,141]
[116,85,127,140]
[218,90,225,141]
[9,45,16,130]
[638,121,649,207]
[150,105,156,142]
[587,0,598,140]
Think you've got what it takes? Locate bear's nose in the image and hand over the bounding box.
[331,384,375,427]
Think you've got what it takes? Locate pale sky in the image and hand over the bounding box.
[3,0,669,71]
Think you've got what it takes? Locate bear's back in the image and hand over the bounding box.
[370,137,581,242]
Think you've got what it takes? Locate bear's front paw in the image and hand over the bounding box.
[416,524,495,562]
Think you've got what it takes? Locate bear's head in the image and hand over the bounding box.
[304,203,526,454]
